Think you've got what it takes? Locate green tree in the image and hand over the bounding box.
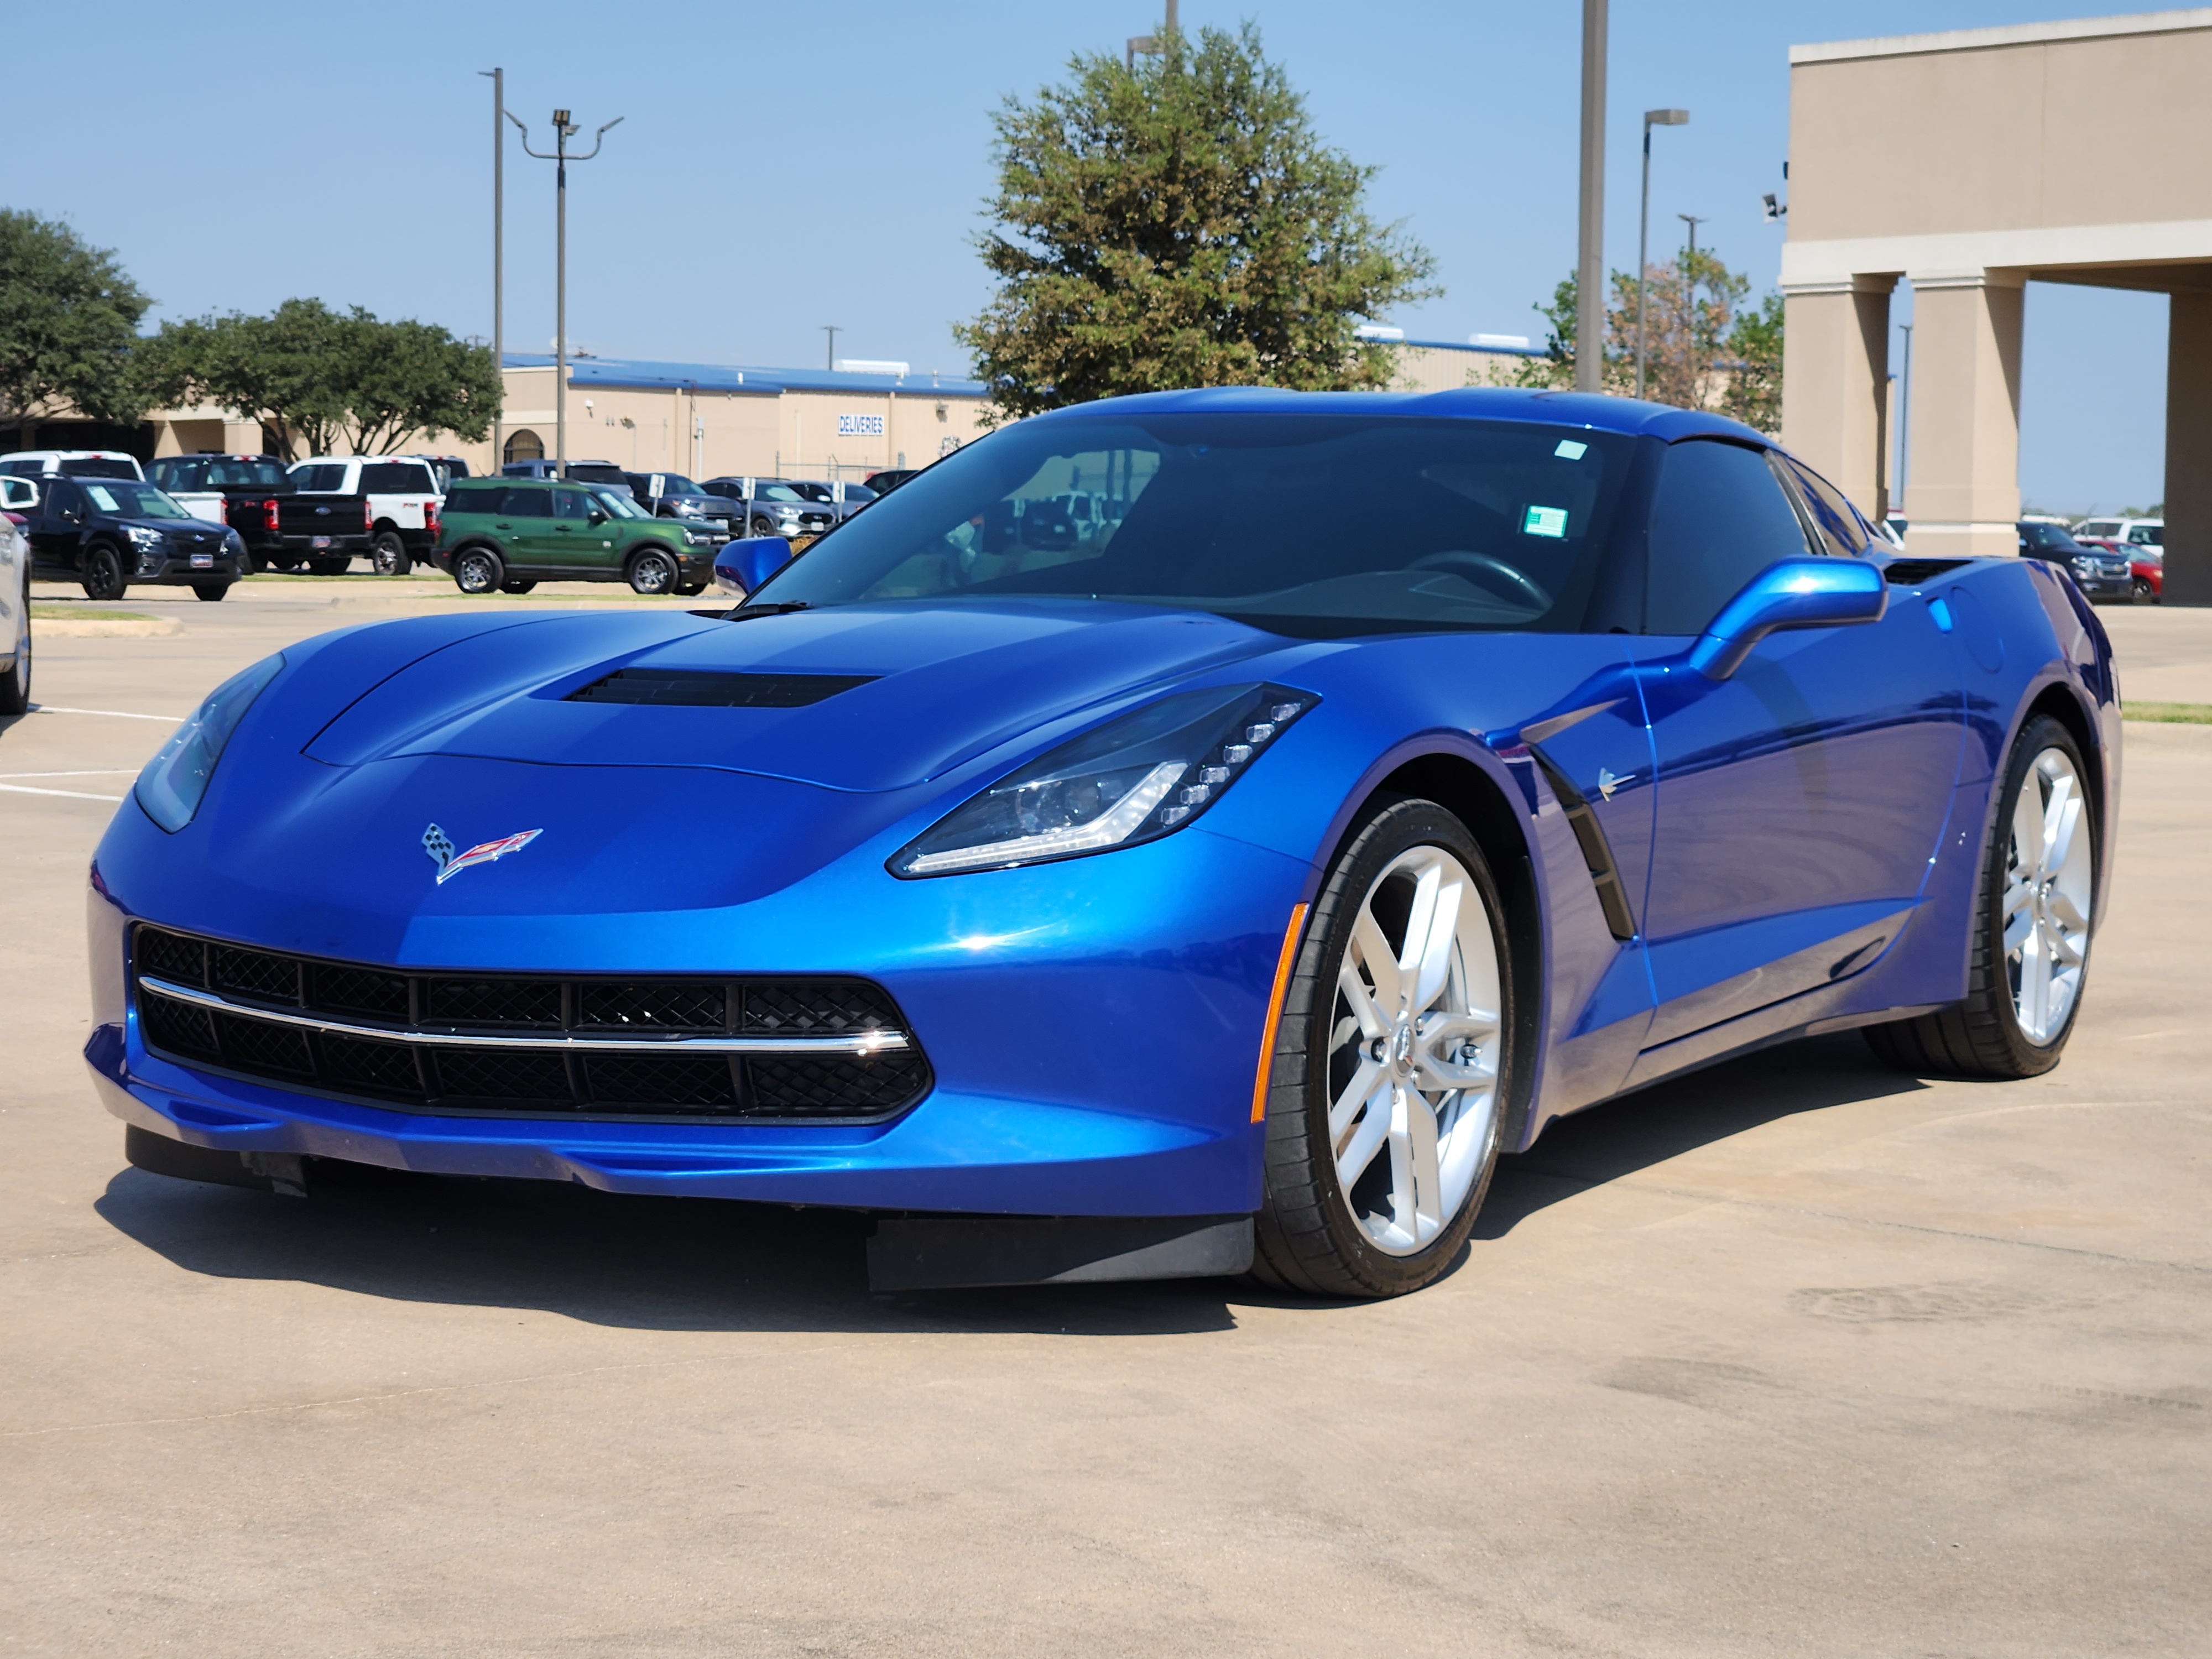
[955,21,1437,421]
[136,299,499,459]
[0,210,152,439]
[1515,252,1783,434]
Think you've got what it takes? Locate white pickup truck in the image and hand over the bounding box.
[288,456,444,575]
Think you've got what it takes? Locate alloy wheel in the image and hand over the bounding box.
[1327,846,1503,1255]
[2004,747,2093,1045]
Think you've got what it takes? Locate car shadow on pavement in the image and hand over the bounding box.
[93,1161,1245,1337]
[1474,1030,1931,1240]
[93,1032,1927,1330]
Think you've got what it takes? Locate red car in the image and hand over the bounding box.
[2079,537,2161,602]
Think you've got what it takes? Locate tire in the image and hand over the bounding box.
[2133,576,2157,604]
[0,569,29,716]
[451,546,503,595]
[750,515,776,539]
[370,530,410,576]
[306,556,350,576]
[628,546,678,594]
[498,578,538,594]
[1251,796,1518,1298]
[82,543,127,602]
[191,582,231,602]
[1865,713,2096,1079]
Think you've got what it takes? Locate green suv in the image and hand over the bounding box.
[433,479,726,596]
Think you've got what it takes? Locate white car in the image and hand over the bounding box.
[2072,515,2162,550]
[0,449,143,482]
[288,455,444,575]
[1,476,32,712]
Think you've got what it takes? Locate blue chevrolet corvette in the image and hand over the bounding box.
[87,389,2119,1297]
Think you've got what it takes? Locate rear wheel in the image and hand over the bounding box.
[499,578,538,594]
[2133,575,2157,603]
[628,547,677,594]
[82,543,126,602]
[370,530,410,576]
[0,568,29,715]
[1866,714,2096,1078]
[452,546,503,594]
[191,581,231,602]
[1252,797,1515,1298]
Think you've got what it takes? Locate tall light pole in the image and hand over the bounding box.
[1636,108,1687,401]
[824,325,841,371]
[1895,322,1913,519]
[1575,0,1608,394]
[513,107,624,477]
[1678,212,1706,258]
[478,69,504,468]
[1129,0,1177,68]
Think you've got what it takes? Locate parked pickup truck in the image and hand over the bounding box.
[290,456,443,573]
[146,454,300,571]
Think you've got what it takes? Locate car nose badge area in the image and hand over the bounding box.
[422,823,543,886]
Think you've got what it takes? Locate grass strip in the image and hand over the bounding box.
[30,604,157,622]
[2124,702,2212,724]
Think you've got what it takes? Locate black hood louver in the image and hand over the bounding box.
[566,667,878,707]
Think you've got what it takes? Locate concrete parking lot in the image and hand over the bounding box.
[4,581,2207,1657]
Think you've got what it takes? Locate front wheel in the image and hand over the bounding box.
[451,547,503,595]
[750,515,777,539]
[0,570,29,715]
[628,547,677,594]
[82,544,127,602]
[191,582,231,602]
[1866,714,2096,1078]
[370,531,410,576]
[1251,796,1516,1298]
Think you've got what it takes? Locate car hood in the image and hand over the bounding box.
[123,516,229,535]
[302,600,1292,792]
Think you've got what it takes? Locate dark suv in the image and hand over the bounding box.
[622,471,738,529]
[22,474,246,601]
[2018,521,2130,603]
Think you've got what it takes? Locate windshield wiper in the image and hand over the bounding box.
[718,600,813,623]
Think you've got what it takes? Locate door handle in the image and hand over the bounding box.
[494,521,513,528]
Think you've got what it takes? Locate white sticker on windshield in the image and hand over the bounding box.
[1523,505,1568,539]
[1553,440,1588,460]
[87,484,121,512]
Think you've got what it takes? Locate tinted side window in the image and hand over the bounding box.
[1645,440,1812,634]
[445,486,502,515]
[359,462,433,493]
[499,486,553,518]
[293,463,347,492]
[554,488,591,520]
[47,480,84,517]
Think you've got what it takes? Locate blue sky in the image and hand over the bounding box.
[12,1,2169,512]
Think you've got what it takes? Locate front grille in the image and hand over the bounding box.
[131,924,931,1124]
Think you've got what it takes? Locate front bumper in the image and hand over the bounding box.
[86,816,1311,1217]
[128,553,244,585]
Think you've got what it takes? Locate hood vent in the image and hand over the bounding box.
[567,668,879,708]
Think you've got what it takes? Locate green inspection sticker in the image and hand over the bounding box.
[1522,505,1568,538]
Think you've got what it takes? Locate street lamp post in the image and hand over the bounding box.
[512,107,624,477]
[1678,212,1706,258]
[1129,0,1177,69]
[1575,0,1608,394]
[1895,322,1913,519]
[478,69,504,468]
[1637,108,1688,402]
[824,325,841,371]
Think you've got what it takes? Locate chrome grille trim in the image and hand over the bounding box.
[138,976,911,1056]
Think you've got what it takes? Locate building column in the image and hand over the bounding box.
[2165,291,2212,607]
[1902,270,2023,561]
[1780,275,1893,520]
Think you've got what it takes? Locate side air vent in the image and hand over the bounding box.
[1881,559,1969,586]
[1524,744,1637,942]
[567,668,878,707]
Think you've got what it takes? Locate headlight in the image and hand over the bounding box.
[891,682,1316,878]
[134,655,285,832]
[682,529,712,545]
[127,526,165,546]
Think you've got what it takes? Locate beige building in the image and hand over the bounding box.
[1780,8,2212,601]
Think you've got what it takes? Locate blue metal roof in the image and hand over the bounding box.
[502,353,990,398]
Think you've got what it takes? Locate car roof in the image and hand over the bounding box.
[1026,385,1769,444]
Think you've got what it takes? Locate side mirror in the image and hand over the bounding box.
[713,535,794,598]
[587,508,607,525]
[1688,557,1887,680]
[0,478,34,510]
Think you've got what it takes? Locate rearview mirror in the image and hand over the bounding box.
[713,535,794,598]
[1689,557,1887,680]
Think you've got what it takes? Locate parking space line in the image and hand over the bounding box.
[0,782,125,802]
[25,705,183,723]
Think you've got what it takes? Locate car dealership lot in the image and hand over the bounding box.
[3,592,2208,1657]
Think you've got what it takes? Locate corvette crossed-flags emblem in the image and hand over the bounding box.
[422,823,542,885]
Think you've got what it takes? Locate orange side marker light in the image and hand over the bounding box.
[1250,902,1310,1124]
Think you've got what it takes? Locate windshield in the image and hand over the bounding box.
[206,459,289,488]
[86,481,191,519]
[2021,523,2086,554]
[757,483,810,503]
[588,487,649,519]
[749,413,1636,636]
[842,482,877,502]
[657,474,702,494]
